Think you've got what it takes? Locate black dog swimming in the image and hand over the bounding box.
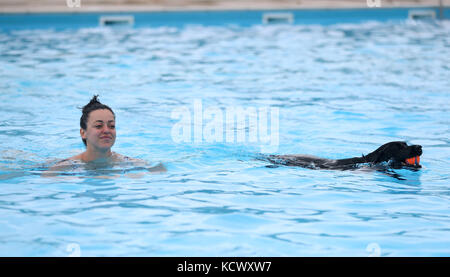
[265,141,422,170]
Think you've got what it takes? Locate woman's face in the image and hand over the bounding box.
[81,109,116,151]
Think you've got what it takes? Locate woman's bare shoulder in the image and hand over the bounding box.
[112,152,146,163]
[43,155,82,177]
[112,153,166,173]
[50,156,75,167]
[53,154,82,165]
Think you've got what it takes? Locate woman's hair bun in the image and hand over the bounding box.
[83,95,101,110]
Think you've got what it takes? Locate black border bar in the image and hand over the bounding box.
[0,257,448,274]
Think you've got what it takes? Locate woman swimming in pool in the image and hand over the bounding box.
[48,95,165,174]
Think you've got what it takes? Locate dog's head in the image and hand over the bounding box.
[370,141,422,168]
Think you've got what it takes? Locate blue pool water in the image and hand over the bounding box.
[0,10,449,256]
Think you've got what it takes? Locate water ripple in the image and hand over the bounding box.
[0,20,449,256]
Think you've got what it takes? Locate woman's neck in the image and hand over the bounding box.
[81,146,113,162]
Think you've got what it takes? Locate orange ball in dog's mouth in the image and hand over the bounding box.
[405,156,420,166]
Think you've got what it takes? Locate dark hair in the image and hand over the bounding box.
[80,95,115,146]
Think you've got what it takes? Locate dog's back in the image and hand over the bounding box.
[266,141,422,170]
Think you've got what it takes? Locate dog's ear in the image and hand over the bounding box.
[368,141,401,163]
[378,141,412,162]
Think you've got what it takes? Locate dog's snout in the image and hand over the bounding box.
[414,145,422,155]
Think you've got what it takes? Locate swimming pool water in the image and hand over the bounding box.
[0,16,449,256]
